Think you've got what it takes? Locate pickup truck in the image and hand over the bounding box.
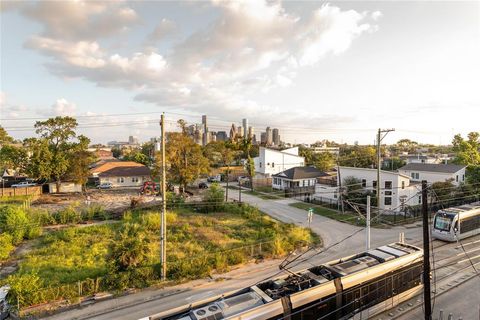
[11,181,36,188]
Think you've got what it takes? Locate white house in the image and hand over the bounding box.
[98,166,151,188]
[337,166,422,212]
[272,166,328,197]
[398,163,466,186]
[253,147,304,177]
[402,154,440,164]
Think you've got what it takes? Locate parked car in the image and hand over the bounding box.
[207,175,222,183]
[11,181,36,188]
[237,176,249,182]
[97,182,113,189]
[199,182,208,189]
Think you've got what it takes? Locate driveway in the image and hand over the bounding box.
[227,187,422,255]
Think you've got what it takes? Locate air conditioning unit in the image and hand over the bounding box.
[189,303,223,320]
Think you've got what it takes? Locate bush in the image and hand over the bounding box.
[202,183,225,212]
[82,204,105,221]
[0,205,28,244]
[0,233,14,261]
[54,204,81,224]
[28,208,55,226]
[166,192,185,209]
[4,272,45,308]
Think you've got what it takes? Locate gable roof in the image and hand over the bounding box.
[90,160,144,174]
[399,163,466,173]
[273,166,329,180]
[98,166,151,177]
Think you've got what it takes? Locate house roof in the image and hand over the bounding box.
[273,166,329,180]
[339,166,411,179]
[98,166,151,177]
[90,160,144,174]
[399,163,466,173]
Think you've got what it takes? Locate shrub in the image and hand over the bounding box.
[166,192,185,209]
[28,208,55,226]
[82,204,105,221]
[55,204,81,224]
[0,233,14,261]
[0,205,28,244]
[202,183,225,212]
[140,212,161,231]
[4,272,45,308]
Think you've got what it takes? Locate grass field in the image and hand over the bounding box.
[289,202,367,226]
[3,204,319,309]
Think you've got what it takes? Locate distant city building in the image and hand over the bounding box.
[260,132,266,144]
[242,119,249,139]
[248,126,254,140]
[216,131,228,141]
[202,115,209,146]
[272,128,280,146]
[237,126,243,138]
[229,124,237,140]
[266,127,273,146]
[128,136,139,145]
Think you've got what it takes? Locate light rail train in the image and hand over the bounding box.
[150,242,423,320]
[432,203,480,241]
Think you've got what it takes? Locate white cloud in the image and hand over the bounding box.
[23,1,379,129]
[22,1,138,41]
[0,91,5,107]
[50,98,77,116]
[372,11,383,21]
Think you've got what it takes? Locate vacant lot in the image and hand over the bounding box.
[290,202,367,226]
[2,203,318,310]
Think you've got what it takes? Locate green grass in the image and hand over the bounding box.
[3,204,319,310]
[289,202,367,226]
[244,190,281,200]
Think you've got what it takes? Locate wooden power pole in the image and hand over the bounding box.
[421,180,432,320]
[160,113,167,280]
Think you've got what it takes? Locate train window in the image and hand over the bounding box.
[434,215,452,231]
[460,215,480,233]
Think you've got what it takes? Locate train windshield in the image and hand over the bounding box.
[434,213,455,231]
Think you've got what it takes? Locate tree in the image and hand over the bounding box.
[124,152,150,166]
[204,141,236,200]
[157,120,209,192]
[382,157,406,171]
[431,180,455,202]
[339,145,376,168]
[395,139,419,153]
[34,116,79,192]
[23,138,53,181]
[313,152,336,171]
[452,132,480,185]
[238,137,255,190]
[0,126,14,145]
[0,144,28,174]
[68,135,95,191]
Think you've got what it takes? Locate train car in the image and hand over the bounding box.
[432,203,480,241]
[149,242,423,320]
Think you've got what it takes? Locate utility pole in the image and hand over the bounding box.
[421,180,432,320]
[376,128,395,214]
[238,179,242,203]
[160,113,167,281]
[366,195,371,250]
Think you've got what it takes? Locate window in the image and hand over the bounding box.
[456,175,459,182]
[132,177,139,183]
[385,191,392,196]
[384,197,392,205]
[272,162,275,167]
[411,172,419,179]
[385,181,392,189]
[463,175,465,181]
[372,180,377,188]
[117,177,124,183]
[418,196,422,204]
[259,162,262,168]
[401,181,405,189]
[361,179,366,188]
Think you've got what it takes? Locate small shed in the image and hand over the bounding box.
[48,181,83,193]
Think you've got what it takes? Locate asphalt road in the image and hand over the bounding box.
[42,191,424,320]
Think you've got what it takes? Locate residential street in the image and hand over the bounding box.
[42,191,423,320]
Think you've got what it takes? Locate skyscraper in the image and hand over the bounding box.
[248,126,254,140]
[260,132,266,144]
[202,115,208,146]
[242,118,249,139]
[229,123,237,140]
[272,128,280,146]
[266,127,273,146]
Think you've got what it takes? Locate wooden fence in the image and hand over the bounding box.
[0,186,42,197]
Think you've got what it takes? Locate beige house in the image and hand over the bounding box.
[98,166,151,188]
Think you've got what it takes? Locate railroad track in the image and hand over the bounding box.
[372,234,480,319]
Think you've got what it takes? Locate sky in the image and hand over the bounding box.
[1,0,479,145]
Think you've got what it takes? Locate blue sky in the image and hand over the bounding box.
[1,1,479,145]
